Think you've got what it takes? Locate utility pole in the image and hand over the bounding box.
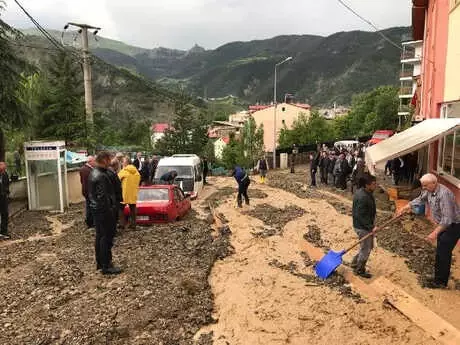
[64,22,101,151]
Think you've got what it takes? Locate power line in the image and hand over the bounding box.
[336,0,402,50]
[9,41,66,52]
[13,0,81,60]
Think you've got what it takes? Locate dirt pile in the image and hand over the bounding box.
[207,187,235,207]
[267,169,393,211]
[8,211,53,240]
[246,204,306,237]
[248,189,268,199]
[0,204,232,344]
[376,219,437,285]
[304,224,330,250]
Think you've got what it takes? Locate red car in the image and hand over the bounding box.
[367,130,395,146]
[124,185,191,224]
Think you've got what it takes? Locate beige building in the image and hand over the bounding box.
[251,103,311,152]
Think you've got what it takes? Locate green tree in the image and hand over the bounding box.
[34,50,86,144]
[16,72,46,139]
[221,133,248,169]
[155,93,210,156]
[0,4,26,160]
[278,110,334,148]
[242,117,264,166]
[336,86,399,138]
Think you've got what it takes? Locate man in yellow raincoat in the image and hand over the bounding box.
[118,157,141,229]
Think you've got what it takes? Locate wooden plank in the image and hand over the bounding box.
[371,277,460,345]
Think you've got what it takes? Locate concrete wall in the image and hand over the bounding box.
[252,103,311,152]
[9,168,84,207]
[444,2,460,102]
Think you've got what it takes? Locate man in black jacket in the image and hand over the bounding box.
[327,152,336,185]
[133,152,149,185]
[0,162,10,239]
[309,152,319,187]
[88,152,121,275]
[351,173,377,278]
[318,151,329,185]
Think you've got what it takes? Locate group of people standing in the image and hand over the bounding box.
[310,146,366,192]
[384,153,418,186]
[80,151,147,275]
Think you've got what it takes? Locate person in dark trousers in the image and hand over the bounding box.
[80,156,96,229]
[203,158,209,185]
[351,158,366,194]
[318,151,329,185]
[133,152,149,185]
[309,152,318,187]
[0,162,10,239]
[88,151,121,275]
[232,166,250,208]
[405,152,418,184]
[160,170,178,185]
[351,173,377,278]
[149,156,159,184]
[391,157,404,185]
[334,153,349,190]
[256,156,269,184]
[109,158,124,231]
[327,152,336,186]
[384,160,392,177]
[398,174,460,289]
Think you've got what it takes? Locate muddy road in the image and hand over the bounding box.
[196,173,459,345]
[1,170,459,344]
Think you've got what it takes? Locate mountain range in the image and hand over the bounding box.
[22,27,408,106]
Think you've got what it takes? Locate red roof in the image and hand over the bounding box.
[249,105,271,112]
[152,123,170,133]
[222,137,230,144]
[293,103,311,110]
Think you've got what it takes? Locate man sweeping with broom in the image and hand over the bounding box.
[351,173,378,278]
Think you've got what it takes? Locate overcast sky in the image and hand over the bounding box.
[2,0,411,50]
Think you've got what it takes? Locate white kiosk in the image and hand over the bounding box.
[24,141,68,212]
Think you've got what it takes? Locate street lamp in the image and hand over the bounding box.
[273,56,292,169]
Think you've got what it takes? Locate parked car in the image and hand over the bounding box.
[154,155,203,199]
[124,185,191,224]
[367,130,395,146]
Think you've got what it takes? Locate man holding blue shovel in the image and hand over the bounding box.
[351,174,377,278]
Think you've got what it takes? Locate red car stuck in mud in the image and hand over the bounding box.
[124,185,192,224]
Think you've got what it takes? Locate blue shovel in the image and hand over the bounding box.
[315,215,401,279]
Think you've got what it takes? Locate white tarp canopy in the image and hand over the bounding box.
[365,118,460,170]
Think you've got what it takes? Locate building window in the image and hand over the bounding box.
[437,102,460,181]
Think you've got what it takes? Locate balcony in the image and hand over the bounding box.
[399,87,413,99]
[401,51,422,64]
[398,104,412,116]
[400,71,413,81]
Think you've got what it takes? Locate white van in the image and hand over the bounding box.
[154,155,203,199]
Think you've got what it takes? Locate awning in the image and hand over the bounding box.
[365,119,460,169]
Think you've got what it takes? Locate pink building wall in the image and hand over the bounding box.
[421,0,449,121]
[420,0,449,174]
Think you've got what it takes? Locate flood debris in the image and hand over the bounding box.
[304,224,330,250]
[0,203,233,344]
[247,204,306,237]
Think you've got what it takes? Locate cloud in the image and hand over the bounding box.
[2,0,411,50]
